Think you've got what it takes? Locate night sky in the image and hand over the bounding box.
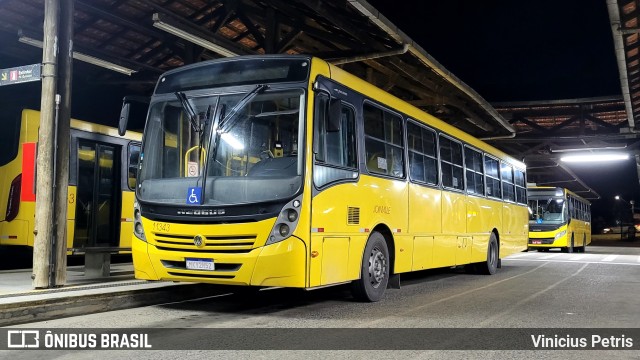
[366,0,634,225]
[366,0,620,102]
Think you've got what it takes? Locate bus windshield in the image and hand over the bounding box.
[138,88,305,206]
[528,197,566,225]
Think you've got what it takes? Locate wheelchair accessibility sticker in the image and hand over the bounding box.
[187,187,202,205]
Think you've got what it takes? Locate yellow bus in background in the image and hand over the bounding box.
[0,109,142,254]
[528,186,591,252]
[121,56,528,301]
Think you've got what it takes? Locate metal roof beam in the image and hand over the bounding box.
[75,0,162,40]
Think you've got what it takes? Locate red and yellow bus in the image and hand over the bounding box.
[120,56,528,301]
[0,109,141,254]
[528,186,591,252]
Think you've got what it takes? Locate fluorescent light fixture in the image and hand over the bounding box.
[221,133,244,150]
[152,13,238,57]
[18,35,136,76]
[550,145,627,153]
[560,153,630,163]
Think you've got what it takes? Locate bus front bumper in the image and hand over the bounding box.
[132,235,307,288]
[528,236,567,249]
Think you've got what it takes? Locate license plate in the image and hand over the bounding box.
[532,240,541,244]
[186,258,215,271]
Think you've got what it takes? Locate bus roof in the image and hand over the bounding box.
[528,186,591,203]
[23,109,142,142]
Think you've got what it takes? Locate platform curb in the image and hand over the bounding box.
[0,284,229,327]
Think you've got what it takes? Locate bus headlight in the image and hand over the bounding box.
[286,209,298,222]
[133,200,147,241]
[266,196,302,245]
[555,230,567,240]
[279,224,290,237]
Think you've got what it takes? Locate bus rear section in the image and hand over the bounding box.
[0,109,142,255]
[0,109,40,248]
[528,187,591,252]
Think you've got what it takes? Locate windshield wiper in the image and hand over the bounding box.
[219,84,268,131]
[175,91,202,133]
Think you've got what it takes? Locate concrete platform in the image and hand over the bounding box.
[1,239,637,328]
[0,263,232,327]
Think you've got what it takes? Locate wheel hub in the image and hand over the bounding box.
[368,246,386,288]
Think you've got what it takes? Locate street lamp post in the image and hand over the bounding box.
[615,195,635,240]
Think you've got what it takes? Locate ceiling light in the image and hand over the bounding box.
[550,145,627,153]
[152,13,237,58]
[560,153,630,163]
[18,34,136,76]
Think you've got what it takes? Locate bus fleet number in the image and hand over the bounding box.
[153,222,171,232]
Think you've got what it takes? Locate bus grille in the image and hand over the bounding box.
[153,233,258,253]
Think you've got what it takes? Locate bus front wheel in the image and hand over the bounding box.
[477,233,498,275]
[351,232,389,302]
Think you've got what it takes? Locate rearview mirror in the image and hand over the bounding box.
[118,102,130,136]
[118,95,150,136]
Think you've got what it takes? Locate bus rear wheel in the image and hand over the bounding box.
[477,233,498,275]
[351,232,389,302]
[579,235,587,253]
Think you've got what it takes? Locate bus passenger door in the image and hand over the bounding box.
[73,141,121,249]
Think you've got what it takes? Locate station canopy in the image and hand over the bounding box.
[3,0,640,199]
[0,0,514,138]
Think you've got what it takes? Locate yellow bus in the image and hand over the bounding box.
[120,56,528,301]
[528,186,591,252]
[0,109,142,254]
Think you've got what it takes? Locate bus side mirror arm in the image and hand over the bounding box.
[119,95,150,136]
[119,102,130,136]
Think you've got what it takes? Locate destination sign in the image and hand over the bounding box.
[0,63,41,86]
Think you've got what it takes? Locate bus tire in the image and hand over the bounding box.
[351,232,389,302]
[477,233,498,275]
[568,234,574,253]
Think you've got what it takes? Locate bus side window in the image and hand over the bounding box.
[407,121,438,186]
[464,146,484,195]
[363,103,404,178]
[439,136,463,191]
[500,162,515,202]
[484,156,501,199]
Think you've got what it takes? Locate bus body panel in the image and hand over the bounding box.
[309,175,408,286]
[502,203,529,255]
[0,109,141,254]
[119,191,136,252]
[467,197,501,263]
[407,184,441,271]
[0,219,29,246]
